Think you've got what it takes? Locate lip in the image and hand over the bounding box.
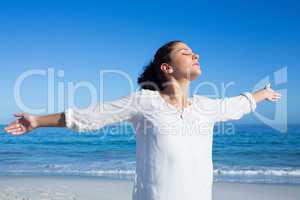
[192,63,200,67]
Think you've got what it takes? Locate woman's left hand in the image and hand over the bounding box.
[264,84,281,102]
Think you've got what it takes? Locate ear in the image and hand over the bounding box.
[160,63,173,74]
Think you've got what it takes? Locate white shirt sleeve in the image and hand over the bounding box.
[194,92,257,122]
[64,90,141,133]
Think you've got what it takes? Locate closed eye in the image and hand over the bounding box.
[182,52,193,56]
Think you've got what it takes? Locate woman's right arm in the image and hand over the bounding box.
[4,89,142,136]
[4,112,66,136]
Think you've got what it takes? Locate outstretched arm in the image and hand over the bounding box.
[4,90,142,136]
[4,112,66,136]
[194,84,281,122]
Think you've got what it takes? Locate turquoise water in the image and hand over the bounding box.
[0,123,299,184]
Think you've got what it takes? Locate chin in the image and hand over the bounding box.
[189,72,201,80]
[190,68,201,80]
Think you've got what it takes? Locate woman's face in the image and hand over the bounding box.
[161,42,201,81]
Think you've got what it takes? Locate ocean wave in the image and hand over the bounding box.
[2,167,300,177]
[2,166,300,184]
[213,168,300,177]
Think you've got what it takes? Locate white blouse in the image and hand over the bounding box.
[65,89,257,200]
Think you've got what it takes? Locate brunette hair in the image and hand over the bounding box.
[137,40,182,91]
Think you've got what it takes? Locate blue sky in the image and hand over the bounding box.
[0,0,299,125]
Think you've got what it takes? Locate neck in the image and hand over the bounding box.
[159,79,191,107]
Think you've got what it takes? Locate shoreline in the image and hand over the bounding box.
[0,175,299,200]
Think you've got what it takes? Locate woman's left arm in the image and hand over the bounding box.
[194,84,281,123]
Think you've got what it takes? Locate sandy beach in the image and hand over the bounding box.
[0,176,299,200]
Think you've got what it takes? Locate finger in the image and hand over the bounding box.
[18,125,26,132]
[14,113,25,118]
[4,124,25,133]
[271,97,280,101]
[4,124,20,131]
[272,94,281,98]
[5,128,22,134]
[265,83,271,90]
[4,124,13,130]
[5,126,23,132]
[7,126,24,133]
[11,130,26,136]
[269,96,277,101]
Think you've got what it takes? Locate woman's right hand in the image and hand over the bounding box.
[4,113,39,136]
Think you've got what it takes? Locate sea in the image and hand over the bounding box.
[0,123,299,185]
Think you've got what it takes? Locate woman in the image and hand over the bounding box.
[4,40,281,200]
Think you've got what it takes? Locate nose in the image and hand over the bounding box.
[192,53,199,60]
